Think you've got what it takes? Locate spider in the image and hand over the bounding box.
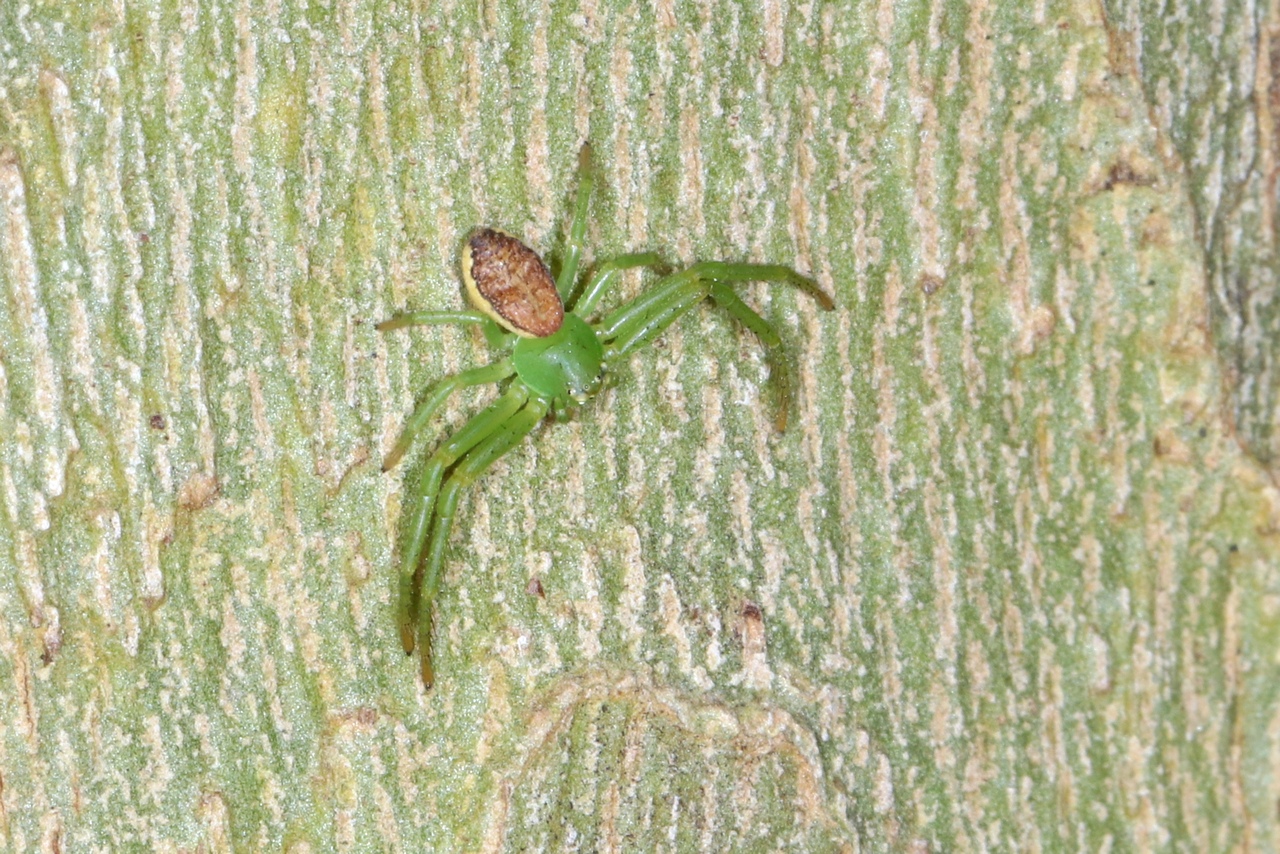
[378,145,834,687]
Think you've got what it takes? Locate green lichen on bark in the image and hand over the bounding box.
[0,0,1277,851]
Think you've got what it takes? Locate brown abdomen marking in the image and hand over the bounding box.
[463,228,565,338]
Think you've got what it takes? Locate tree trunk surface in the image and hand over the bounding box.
[0,1,1276,851]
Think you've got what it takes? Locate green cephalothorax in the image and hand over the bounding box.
[512,314,605,402]
[377,143,834,688]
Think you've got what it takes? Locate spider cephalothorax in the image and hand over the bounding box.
[378,145,833,687]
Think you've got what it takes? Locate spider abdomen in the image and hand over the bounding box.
[462,228,564,338]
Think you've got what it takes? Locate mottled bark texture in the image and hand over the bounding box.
[0,1,1277,851]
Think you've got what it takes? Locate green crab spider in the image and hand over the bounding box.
[378,144,834,687]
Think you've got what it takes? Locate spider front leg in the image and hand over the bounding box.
[395,384,529,657]
[570,251,667,317]
[599,262,834,430]
[705,283,796,432]
[380,359,516,472]
[414,392,549,687]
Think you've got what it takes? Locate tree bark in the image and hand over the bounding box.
[0,1,1276,850]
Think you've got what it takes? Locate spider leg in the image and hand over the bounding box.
[379,309,511,353]
[396,384,529,656]
[598,267,704,354]
[706,284,796,432]
[554,144,596,300]
[415,393,550,687]
[382,358,516,471]
[376,309,492,331]
[599,262,833,430]
[570,251,667,317]
[688,262,834,310]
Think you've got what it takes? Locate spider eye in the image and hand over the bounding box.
[462,228,564,337]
